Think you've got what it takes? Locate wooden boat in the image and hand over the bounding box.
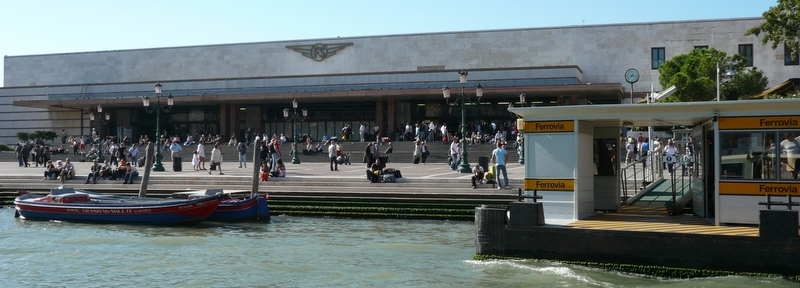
[14,187,224,225]
[172,190,270,222]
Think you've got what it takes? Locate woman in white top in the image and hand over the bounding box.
[197,142,206,170]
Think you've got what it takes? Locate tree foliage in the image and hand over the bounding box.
[657,48,769,102]
[745,0,800,61]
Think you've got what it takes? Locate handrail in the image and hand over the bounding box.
[620,152,664,201]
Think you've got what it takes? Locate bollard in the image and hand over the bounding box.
[475,205,506,255]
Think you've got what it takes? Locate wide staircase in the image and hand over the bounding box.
[213,140,520,165]
[0,141,522,220]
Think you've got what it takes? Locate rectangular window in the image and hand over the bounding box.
[694,45,708,50]
[719,131,800,181]
[785,44,799,66]
[738,44,753,67]
[651,47,665,69]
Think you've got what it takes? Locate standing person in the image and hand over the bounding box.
[428,122,436,141]
[209,143,224,175]
[363,142,374,168]
[420,141,430,165]
[640,138,650,169]
[359,123,366,142]
[413,140,422,164]
[237,142,247,168]
[192,150,200,171]
[328,140,339,171]
[15,143,23,167]
[491,142,510,190]
[625,139,636,164]
[271,138,281,173]
[663,140,678,175]
[780,132,800,179]
[440,123,448,145]
[449,138,460,171]
[197,141,207,170]
[61,129,68,144]
[129,144,139,165]
[170,140,182,160]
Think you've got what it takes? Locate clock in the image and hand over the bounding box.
[624,68,639,84]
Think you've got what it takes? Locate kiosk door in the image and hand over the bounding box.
[691,125,711,218]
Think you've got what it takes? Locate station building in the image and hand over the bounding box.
[1,17,798,145]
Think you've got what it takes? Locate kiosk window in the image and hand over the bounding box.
[719,131,800,181]
[719,132,773,180]
[778,131,800,180]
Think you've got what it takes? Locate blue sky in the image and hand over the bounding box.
[0,0,777,87]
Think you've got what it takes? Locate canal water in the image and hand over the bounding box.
[0,207,795,287]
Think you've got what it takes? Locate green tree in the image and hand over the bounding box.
[657,48,769,102]
[746,0,800,62]
[16,131,30,143]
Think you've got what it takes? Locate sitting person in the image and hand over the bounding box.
[123,162,139,184]
[43,160,57,180]
[59,158,76,182]
[270,159,286,177]
[259,161,270,181]
[471,164,485,189]
[366,158,385,183]
[315,142,325,155]
[85,159,103,184]
[115,160,129,180]
[56,144,67,154]
[99,159,114,180]
[228,136,237,146]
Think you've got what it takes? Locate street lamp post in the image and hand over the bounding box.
[442,70,483,173]
[284,99,308,164]
[89,104,110,162]
[142,83,174,172]
[716,62,735,101]
[512,93,525,164]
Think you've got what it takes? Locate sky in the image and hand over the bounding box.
[0,0,779,87]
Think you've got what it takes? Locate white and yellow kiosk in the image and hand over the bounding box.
[510,98,800,225]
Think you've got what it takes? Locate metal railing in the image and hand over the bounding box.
[620,152,664,200]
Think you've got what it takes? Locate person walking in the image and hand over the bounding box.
[209,143,224,175]
[491,142,509,189]
[449,138,460,171]
[359,123,366,142]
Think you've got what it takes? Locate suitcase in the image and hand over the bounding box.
[393,170,402,179]
[413,157,420,164]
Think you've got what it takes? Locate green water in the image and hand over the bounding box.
[0,207,795,287]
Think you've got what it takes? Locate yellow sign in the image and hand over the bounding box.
[719,181,800,196]
[522,121,574,133]
[524,179,575,191]
[718,116,800,130]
